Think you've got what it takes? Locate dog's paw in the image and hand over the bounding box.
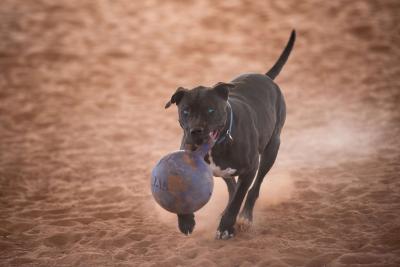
[177,213,195,235]
[239,208,253,223]
[216,214,235,240]
[236,216,252,232]
[215,229,234,240]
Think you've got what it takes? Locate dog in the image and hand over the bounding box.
[165,30,295,239]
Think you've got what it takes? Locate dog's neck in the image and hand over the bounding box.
[216,100,234,145]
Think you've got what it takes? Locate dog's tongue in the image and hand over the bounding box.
[209,130,219,141]
[191,131,218,156]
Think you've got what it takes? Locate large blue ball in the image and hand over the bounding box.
[151,149,213,214]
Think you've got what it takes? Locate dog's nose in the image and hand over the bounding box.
[190,127,204,136]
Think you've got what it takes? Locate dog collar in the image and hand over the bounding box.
[216,100,233,144]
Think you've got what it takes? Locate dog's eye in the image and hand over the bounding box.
[182,109,190,116]
[208,108,215,114]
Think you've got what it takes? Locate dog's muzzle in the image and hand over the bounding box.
[183,129,220,150]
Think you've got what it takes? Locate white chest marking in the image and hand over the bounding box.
[208,153,236,178]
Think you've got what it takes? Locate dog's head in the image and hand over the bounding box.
[165,82,234,150]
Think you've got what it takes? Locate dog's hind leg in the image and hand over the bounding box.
[239,135,281,222]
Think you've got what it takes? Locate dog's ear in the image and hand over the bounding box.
[213,82,235,101]
[165,87,187,109]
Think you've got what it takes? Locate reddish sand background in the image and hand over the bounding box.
[1,1,400,266]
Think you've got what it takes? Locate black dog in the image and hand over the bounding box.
[165,30,295,239]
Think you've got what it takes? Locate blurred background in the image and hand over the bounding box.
[0,1,399,266]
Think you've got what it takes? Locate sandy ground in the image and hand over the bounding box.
[1,0,400,266]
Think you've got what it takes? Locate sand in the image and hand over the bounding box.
[1,0,400,266]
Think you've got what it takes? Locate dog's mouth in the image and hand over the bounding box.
[209,129,220,141]
[184,129,220,151]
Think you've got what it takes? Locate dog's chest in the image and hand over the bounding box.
[207,153,236,178]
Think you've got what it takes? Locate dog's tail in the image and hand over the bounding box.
[266,30,296,80]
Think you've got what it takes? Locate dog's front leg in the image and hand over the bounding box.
[177,213,195,235]
[216,170,256,239]
[222,177,237,204]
